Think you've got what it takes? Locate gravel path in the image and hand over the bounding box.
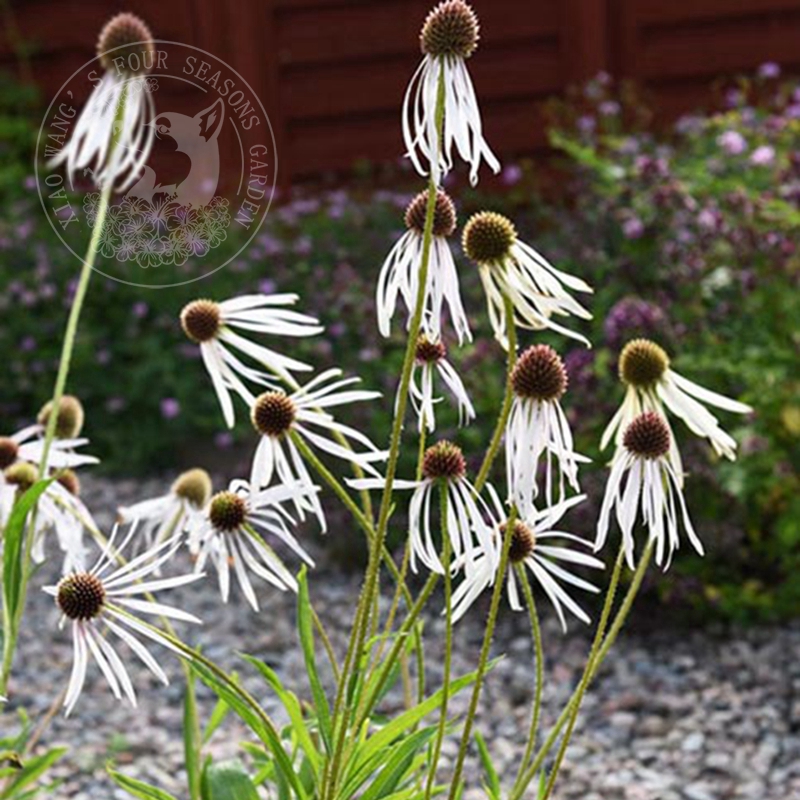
[3,476,798,799]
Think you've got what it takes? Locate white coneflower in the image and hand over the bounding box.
[0,427,97,474]
[377,189,470,344]
[506,345,587,513]
[180,295,323,428]
[48,13,157,191]
[0,462,89,572]
[403,0,499,185]
[600,339,753,481]
[462,211,593,349]
[596,412,702,569]
[451,493,603,630]
[187,480,314,611]
[118,468,212,553]
[350,441,497,575]
[0,395,98,474]
[248,370,387,531]
[44,524,202,715]
[409,335,475,432]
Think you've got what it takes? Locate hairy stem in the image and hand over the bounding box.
[323,67,446,800]
[510,565,544,791]
[511,541,651,800]
[446,505,517,800]
[424,486,452,800]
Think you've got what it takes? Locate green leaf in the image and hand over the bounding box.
[202,695,230,744]
[200,760,260,800]
[536,770,547,800]
[474,730,500,800]
[3,479,53,622]
[296,568,332,752]
[356,728,435,800]
[241,655,321,774]
[107,768,178,800]
[356,660,498,767]
[0,746,65,798]
[183,667,202,800]
[192,661,307,800]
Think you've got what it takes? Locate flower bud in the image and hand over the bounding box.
[37,395,85,439]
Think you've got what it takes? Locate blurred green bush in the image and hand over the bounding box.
[0,67,797,619]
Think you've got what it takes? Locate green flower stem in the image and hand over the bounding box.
[446,505,517,800]
[0,103,123,695]
[416,420,428,481]
[352,571,439,733]
[424,486,452,800]
[323,68,446,800]
[540,545,626,799]
[289,431,421,649]
[510,541,652,800]
[474,295,516,493]
[510,565,544,792]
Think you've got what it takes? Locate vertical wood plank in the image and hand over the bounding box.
[560,0,611,81]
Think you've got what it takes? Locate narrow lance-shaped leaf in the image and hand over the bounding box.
[297,567,332,752]
[107,768,178,800]
[3,479,54,622]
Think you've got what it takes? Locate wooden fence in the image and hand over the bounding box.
[3,0,800,184]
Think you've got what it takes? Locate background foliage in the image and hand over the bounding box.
[0,67,797,620]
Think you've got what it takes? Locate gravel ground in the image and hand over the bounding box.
[3,476,798,799]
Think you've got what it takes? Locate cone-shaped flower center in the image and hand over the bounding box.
[181,300,221,343]
[97,12,155,75]
[619,339,669,388]
[463,211,516,265]
[500,519,536,563]
[57,573,106,620]
[57,469,81,497]
[251,392,297,438]
[623,412,670,460]
[0,437,19,470]
[422,440,466,481]
[511,345,568,402]
[415,335,447,364]
[420,0,479,59]
[405,189,457,237]
[37,395,85,439]
[172,468,212,508]
[4,462,37,493]
[209,491,247,532]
